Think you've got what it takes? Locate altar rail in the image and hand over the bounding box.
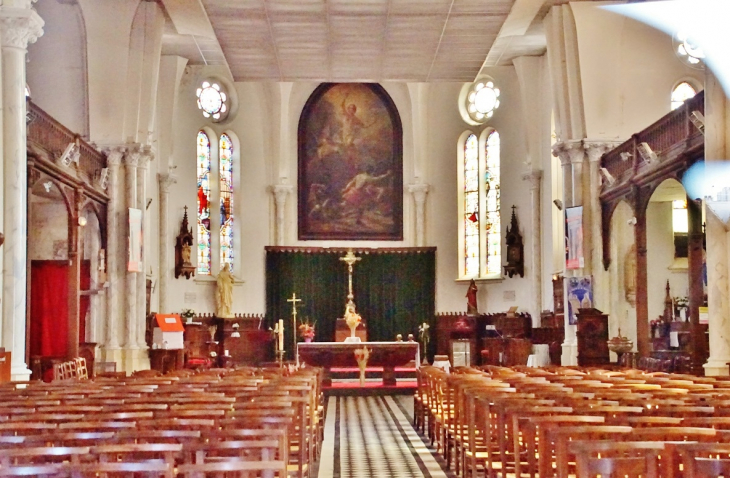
[26,100,107,182]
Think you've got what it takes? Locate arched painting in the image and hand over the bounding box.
[298,83,403,240]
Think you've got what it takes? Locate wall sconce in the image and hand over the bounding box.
[637,142,657,164]
[690,110,705,134]
[78,216,87,227]
[619,152,632,161]
[600,167,616,186]
[231,322,240,338]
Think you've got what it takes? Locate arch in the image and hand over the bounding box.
[671,80,698,110]
[297,83,403,240]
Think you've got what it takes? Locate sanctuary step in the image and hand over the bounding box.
[325,366,418,396]
[329,365,417,380]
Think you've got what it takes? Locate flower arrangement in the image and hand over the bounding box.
[298,319,316,340]
[180,308,195,323]
[345,309,362,331]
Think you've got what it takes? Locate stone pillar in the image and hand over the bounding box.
[271,184,292,246]
[522,171,543,325]
[703,69,730,376]
[136,147,151,348]
[103,148,123,361]
[123,147,140,351]
[408,183,429,247]
[634,207,649,357]
[157,172,176,314]
[0,7,43,380]
[687,198,706,375]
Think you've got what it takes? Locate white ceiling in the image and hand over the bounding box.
[160,0,579,82]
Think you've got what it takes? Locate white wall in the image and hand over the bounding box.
[646,201,689,322]
[164,66,537,319]
[572,2,703,140]
[27,0,88,138]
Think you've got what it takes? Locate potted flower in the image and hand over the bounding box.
[180,308,195,324]
[298,320,316,342]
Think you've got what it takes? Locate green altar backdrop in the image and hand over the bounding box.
[265,247,436,360]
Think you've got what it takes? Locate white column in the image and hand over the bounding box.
[157,172,176,314]
[703,69,730,376]
[408,183,429,247]
[522,171,543,326]
[0,7,43,380]
[123,146,140,350]
[135,147,152,348]
[271,184,292,246]
[103,148,124,356]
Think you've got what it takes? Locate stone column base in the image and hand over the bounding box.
[120,347,150,374]
[10,364,31,382]
[101,347,124,371]
[704,359,730,376]
[561,343,578,366]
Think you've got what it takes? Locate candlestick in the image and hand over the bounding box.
[278,319,284,352]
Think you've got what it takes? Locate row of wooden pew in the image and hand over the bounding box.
[0,365,323,476]
[415,365,730,477]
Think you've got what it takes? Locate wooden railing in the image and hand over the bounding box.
[602,91,704,182]
[26,100,106,181]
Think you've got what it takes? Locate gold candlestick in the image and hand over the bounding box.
[339,249,361,315]
[287,293,303,359]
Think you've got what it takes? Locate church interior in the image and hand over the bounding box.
[2,0,730,475]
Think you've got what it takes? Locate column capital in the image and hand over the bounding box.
[583,140,623,162]
[552,140,584,165]
[0,7,43,50]
[158,173,177,193]
[104,147,125,168]
[522,170,543,189]
[123,144,143,168]
[270,184,293,204]
[407,183,429,204]
[137,146,154,170]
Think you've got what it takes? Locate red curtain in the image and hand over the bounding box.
[79,260,90,342]
[30,261,69,358]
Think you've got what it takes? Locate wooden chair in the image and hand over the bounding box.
[676,442,730,478]
[177,459,287,478]
[69,461,173,477]
[547,425,634,478]
[0,464,68,477]
[570,441,663,478]
[0,446,90,466]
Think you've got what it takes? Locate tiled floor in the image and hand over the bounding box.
[317,395,454,478]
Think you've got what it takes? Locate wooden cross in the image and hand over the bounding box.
[287,293,303,355]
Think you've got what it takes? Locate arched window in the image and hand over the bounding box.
[464,134,480,277]
[196,130,212,275]
[219,133,234,271]
[459,129,501,279]
[671,81,697,110]
[484,130,501,275]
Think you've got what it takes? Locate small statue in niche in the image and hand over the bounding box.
[175,206,196,280]
[504,206,524,278]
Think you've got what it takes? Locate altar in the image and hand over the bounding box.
[297,342,419,386]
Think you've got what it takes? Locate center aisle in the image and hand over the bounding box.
[317,395,453,478]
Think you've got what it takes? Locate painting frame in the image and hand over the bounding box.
[298,83,403,241]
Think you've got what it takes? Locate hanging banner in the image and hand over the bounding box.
[566,276,593,325]
[128,208,143,272]
[565,206,584,270]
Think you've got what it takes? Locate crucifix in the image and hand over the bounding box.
[287,293,303,356]
[339,249,361,316]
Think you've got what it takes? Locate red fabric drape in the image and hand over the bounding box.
[79,260,90,342]
[30,261,69,358]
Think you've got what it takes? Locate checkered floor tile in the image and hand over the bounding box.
[317,396,452,478]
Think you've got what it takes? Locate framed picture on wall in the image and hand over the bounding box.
[128,208,142,272]
[297,83,403,240]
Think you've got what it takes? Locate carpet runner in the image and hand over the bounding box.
[317,395,452,478]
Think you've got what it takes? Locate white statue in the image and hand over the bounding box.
[216,263,235,318]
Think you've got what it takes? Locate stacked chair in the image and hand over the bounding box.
[0,365,323,477]
[417,364,730,477]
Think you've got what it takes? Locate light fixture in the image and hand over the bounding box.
[59,142,80,167]
[231,322,240,338]
[637,142,657,163]
[619,152,632,161]
[627,217,637,226]
[553,199,563,211]
[78,216,87,227]
[690,110,705,134]
[600,167,616,186]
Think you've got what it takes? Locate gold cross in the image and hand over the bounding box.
[287,293,303,357]
[339,249,362,270]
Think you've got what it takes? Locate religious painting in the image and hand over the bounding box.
[566,276,593,325]
[128,208,142,272]
[565,206,584,269]
[298,83,403,240]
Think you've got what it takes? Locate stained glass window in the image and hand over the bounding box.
[484,131,501,275]
[464,134,480,277]
[219,133,234,271]
[671,82,697,110]
[196,131,211,275]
